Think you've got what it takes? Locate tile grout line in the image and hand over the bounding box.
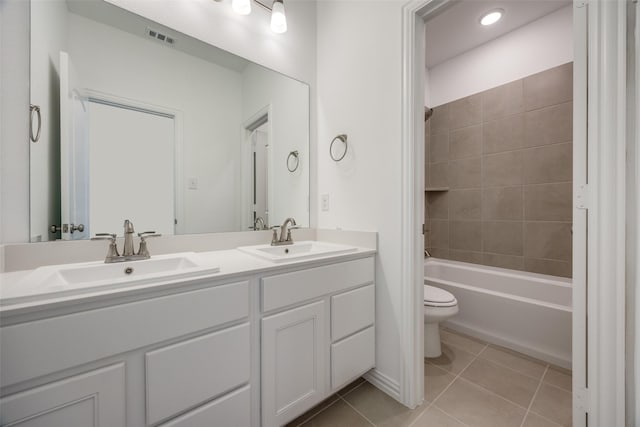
[526,408,566,427]
[437,341,545,383]
[292,381,365,427]
[289,396,342,427]
[407,343,489,427]
[338,395,377,427]
[519,365,549,427]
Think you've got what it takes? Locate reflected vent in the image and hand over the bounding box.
[146,28,175,46]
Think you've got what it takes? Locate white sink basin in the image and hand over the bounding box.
[1,253,219,306]
[237,241,357,263]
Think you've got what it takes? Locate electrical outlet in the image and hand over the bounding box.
[188,177,198,190]
[321,194,330,211]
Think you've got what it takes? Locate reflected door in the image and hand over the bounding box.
[87,102,175,237]
[252,127,269,228]
[59,51,89,241]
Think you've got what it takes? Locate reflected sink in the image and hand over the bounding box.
[237,241,357,263]
[1,253,220,306]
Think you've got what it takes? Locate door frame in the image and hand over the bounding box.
[241,105,273,231]
[81,89,184,235]
[399,0,628,422]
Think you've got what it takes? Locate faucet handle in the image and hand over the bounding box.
[137,232,161,257]
[92,233,117,241]
[138,231,160,238]
[92,233,119,258]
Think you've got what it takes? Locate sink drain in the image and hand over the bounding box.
[124,267,134,275]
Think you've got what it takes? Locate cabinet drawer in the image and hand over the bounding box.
[1,280,249,388]
[262,257,374,312]
[159,386,250,427]
[331,284,375,342]
[0,363,125,427]
[146,323,250,425]
[331,326,375,391]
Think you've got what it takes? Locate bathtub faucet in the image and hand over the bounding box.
[424,249,431,258]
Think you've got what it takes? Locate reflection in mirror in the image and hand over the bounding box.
[29,0,309,242]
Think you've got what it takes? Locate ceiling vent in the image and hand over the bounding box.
[146,28,175,46]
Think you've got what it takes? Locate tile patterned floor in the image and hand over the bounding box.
[286,329,572,427]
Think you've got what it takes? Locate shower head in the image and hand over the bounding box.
[425,107,434,122]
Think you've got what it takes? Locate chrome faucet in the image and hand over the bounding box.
[92,219,161,263]
[271,217,298,246]
[123,219,136,257]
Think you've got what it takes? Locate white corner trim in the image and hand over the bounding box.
[584,0,628,424]
[399,0,451,409]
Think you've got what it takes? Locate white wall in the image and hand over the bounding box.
[242,63,310,228]
[29,0,68,242]
[317,0,404,395]
[427,5,573,107]
[0,0,30,244]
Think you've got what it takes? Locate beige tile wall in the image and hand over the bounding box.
[425,62,573,278]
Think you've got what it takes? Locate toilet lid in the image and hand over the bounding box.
[424,285,457,307]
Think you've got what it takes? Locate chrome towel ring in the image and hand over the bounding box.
[330,134,347,162]
[30,104,42,143]
[287,150,299,172]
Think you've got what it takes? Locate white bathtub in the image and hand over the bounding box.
[424,258,572,369]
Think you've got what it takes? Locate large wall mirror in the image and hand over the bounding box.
[29,0,310,242]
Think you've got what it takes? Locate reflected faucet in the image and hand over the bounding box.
[271,217,298,246]
[253,217,266,231]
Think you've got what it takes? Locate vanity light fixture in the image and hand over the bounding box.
[228,0,288,34]
[232,0,252,15]
[270,0,287,34]
[480,9,504,26]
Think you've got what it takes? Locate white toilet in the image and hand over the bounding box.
[424,284,459,358]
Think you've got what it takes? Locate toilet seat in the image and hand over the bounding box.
[424,285,457,307]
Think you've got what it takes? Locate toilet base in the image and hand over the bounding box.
[424,322,442,358]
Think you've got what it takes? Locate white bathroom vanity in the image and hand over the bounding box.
[0,241,376,427]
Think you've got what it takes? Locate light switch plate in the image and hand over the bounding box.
[188,177,198,190]
[321,194,330,211]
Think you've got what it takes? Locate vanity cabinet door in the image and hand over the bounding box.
[0,363,125,427]
[261,301,326,427]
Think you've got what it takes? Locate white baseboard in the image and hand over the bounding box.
[363,368,401,401]
[443,319,572,370]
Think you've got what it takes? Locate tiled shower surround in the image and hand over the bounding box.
[425,62,573,278]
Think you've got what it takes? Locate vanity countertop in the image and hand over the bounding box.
[0,243,376,318]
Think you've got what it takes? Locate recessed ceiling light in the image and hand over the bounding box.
[480,9,504,26]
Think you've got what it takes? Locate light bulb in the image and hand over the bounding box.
[232,0,251,15]
[480,9,503,26]
[270,0,287,34]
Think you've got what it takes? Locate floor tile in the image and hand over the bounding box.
[522,411,563,427]
[425,363,456,403]
[285,395,342,427]
[434,378,526,427]
[441,329,487,355]
[342,381,426,427]
[461,358,539,407]
[411,406,466,427]
[479,345,547,379]
[530,384,572,426]
[543,366,572,392]
[426,342,476,375]
[297,399,372,427]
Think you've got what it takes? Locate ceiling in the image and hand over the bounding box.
[425,0,570,68]
[67,0,250,72]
